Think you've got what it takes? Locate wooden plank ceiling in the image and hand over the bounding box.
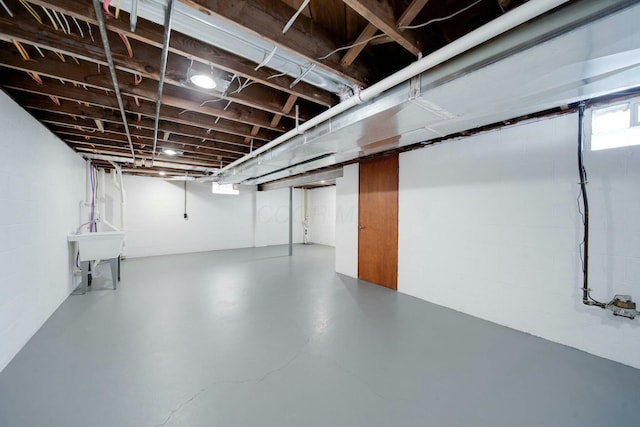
[0,0,520,179]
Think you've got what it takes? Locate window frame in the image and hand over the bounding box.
[589,99,640,151]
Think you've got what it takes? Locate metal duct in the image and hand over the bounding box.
[102,0,354,94]
[217,0,640,185]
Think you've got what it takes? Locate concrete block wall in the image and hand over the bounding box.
[308,186,336,246]
[398,113,640,369]
[0,91,85,372]
[103,177,306,257]
[255,187,303,247]
[105,176,258,257]
[335,164,359,277]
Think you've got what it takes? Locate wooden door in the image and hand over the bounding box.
[358,154,398,290]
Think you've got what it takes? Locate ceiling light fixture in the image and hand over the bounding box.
[159,171,166,176]
[189,73,217,89]
[163,148,177,156]
[187,59,217,89]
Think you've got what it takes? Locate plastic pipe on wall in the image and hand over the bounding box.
[99,167,120,232]
[108,161,127,233]
[215,0,570,179]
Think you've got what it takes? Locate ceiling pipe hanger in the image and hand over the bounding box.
[92,0,136,165]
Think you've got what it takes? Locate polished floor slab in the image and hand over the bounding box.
[0,244,639,427]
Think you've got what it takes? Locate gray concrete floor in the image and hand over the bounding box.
[0,244,639,427]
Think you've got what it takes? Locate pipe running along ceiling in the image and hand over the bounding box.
[0,0,638,181]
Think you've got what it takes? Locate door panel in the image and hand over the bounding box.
[358,155,398,289]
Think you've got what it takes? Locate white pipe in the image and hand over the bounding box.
[216,0,569,177]
[99,168,106,231]
[111,167,120,189]
[83,153,213,173]
[85,160,92,204]
[119,168,126,233]
[78,201,91,233]
[99,168,106,199]
[101,218,120,231]
[108,161,127,232]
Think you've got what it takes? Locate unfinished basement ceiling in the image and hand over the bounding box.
[227,0,640,185]
[0,0,523,179]
[1,0,639,183]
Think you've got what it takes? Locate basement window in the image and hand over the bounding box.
[212,182,239,195]
[591,102,640,150]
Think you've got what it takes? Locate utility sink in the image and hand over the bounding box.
[68,231,125,293]
[67,231,125,262]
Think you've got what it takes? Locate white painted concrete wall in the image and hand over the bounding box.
[335,164,359,277]
[308,186,336,246]
[255,188,303,247]
[103,178,308,257]
[398,113,640,369]
[105,176,256,257]
[0,91,85,372]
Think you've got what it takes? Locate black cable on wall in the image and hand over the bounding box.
[184,180,188,220]
[577,102,605,309]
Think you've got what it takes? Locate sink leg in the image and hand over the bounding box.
[80,261,90,294]
[109,258,118,290]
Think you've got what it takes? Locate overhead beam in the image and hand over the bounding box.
[342,0,430,67]
[0,17,317,125]
[342,0,422,56]
[48,124,249,158]
[178,0,370,85]
[81,150,216,173]
[0,69,285,131]
[26,0,338,107]
[69,142,222,168]
[38,112,260,152]
[56,129,243,162]
[340,23,378,67]
[260,168,343,191]
[15,92,280,142]
[270,94,298,128]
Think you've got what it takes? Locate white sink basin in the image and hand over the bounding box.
[68,231,125,261]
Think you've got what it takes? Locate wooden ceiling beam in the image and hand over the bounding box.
[341,23,378,67]
[0,70,285,132]
[55,129,243,162]
[342,0,429,67]
[270,93,298,128]
[0,17,317,125]
[69,142,224,168]
[47,123,251,157]
[397,0,432,28]
[179,0,370,86]
[244,125,261,144]
[25,0,338,107]
[342,0,422,56]
[38,113,260,152]
[16,92,279,142]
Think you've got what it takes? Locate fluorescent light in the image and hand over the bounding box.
[163,148,177,156]
[190,73,217,89]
